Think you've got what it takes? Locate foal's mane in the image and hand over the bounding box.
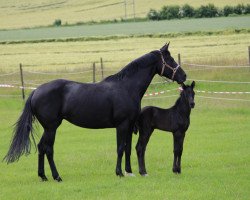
[104,51,159,81]
[173,86,191,108]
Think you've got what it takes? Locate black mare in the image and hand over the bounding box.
[4,43,186,182]
[135,81,195,176]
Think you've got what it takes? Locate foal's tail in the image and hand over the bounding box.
[3,91,36,164]
[133,122,139,135]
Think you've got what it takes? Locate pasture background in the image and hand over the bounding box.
[0,0,250,199]
[0,0,249,29]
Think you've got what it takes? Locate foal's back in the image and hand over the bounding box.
[138,105,178,132]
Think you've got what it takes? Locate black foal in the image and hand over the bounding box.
[135,81,195,176]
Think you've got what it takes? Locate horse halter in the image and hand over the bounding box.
[159,50,180,81]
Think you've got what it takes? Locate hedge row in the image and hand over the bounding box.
[147,4,250,20]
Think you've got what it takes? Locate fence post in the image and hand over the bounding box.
[100,57,104,80]
[178,53,181,66]
[93,62,96,83]
[124,0,127,19]
[19,63,25,100]
[248,46,250,69]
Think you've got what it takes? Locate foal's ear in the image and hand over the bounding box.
[191,81,195,88]
[181,82,187,90]
[160,42,170,51]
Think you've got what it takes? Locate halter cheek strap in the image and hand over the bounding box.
[159,50,180,80]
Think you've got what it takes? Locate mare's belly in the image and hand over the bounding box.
[62,98,115,129]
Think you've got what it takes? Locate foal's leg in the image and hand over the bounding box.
[136,127,153,176]
[115,121,130,177]
[172,131,185,174]
[125,131,135,176]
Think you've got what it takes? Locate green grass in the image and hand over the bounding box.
[0,0,249,29]
[0,16,249,42]
[0,85,249,199]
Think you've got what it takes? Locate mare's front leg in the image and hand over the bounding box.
[115,120,130,177]
[172,131,185,174]
[136,127,153,176]
[124,131,135,176]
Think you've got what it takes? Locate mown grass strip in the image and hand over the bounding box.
[0,28,249,45]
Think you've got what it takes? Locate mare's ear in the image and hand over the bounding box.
[160,42,170,51]
[191,81,195,88]
[181,82,187,90]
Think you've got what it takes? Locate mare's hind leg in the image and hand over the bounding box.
[38,134,48,181]
[172,131,185,174]
[136,127,153,176]
[44,128,62,182]
[38,118,62,182]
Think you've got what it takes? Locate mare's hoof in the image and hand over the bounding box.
[39,175,48,182]
[54,176,63,182]
[116,171,124,177]
[125,171,136,177]
[172,167,181,174]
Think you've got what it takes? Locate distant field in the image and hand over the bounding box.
[0,16,249,42]
[0,32,249,72]
[0,0,249,29]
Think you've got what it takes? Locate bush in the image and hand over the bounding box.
[181,4,195,18]
[195,4,218,18]
[223,5,234,16]
[160,5,180,20]
[245,4,250,14]
[233,4,245,14]
[146,3,249,21]
[147,9,160,20]
[53,19,62,26]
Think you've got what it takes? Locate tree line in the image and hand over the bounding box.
[147,4,250,20]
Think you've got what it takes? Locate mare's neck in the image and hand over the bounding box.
[119,52,159,99]
[125,66,156,99]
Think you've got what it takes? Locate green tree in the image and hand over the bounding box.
[160,5,180,20]
[181,4,195,18]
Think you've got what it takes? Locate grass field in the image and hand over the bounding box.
[0,77,249,199]
[0,16,249,42]
[0,0,249,29]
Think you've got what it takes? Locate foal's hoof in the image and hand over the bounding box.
[140,173,149,177]
[139,170,148,176]
[40,175,48,182]
[125,171,136,177]
[54,176,63,182]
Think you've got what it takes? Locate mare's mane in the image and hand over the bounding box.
[104,51,159,81]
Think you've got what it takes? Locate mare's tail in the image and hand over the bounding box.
[3,91,36,163]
